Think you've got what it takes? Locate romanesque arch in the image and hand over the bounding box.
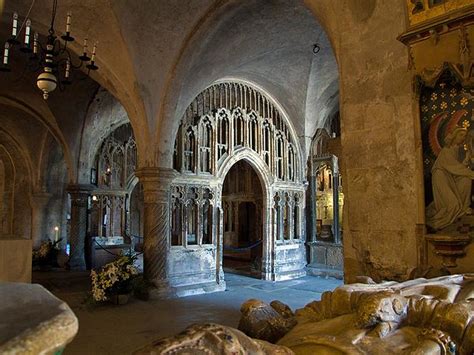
[0,133,33,240]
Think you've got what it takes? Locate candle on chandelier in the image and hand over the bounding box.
[24,19,31,45]
[12,12,18,37]
[33,32,39,54]
[66,12,72,33]
[3,43,9,65]
[83,38,88,54]
[54,226,59,242]
[91,42,97,62]
[65,59,70,78]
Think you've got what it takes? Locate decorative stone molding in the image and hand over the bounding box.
[425,234,471,268]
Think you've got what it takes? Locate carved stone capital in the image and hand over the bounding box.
[136,167,178,204]
[135,167,177,184]
[67,184,95,195]
[67,184,94,206]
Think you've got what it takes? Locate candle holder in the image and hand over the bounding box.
[1,1,99,100]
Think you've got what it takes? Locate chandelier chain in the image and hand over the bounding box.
[16,0,36,39]
[49,0,58,35]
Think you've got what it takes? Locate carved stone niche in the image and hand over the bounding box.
[425,233,471,268]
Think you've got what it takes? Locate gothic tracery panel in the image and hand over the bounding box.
[95,123,137,189]
[168,82,306,282]
[90,123,138,240]
[172,82,299,183]
[170,184,217,247]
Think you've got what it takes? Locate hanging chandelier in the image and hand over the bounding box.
[1,0,99,99]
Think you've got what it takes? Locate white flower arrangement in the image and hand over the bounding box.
[90,254,139,302]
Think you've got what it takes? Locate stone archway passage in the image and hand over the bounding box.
[222,160,263,278]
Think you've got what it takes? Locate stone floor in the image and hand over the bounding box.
[33,271,342,355]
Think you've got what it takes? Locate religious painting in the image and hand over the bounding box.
[406,0,473,27]
[420,72,474,233]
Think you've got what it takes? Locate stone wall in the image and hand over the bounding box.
[306,0,419,281]
[398,3,474,275]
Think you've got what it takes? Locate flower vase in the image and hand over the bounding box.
[110,293,130,305]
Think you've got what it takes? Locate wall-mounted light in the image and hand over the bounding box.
[312,43,321,54]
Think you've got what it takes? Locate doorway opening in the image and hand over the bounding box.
[222,160,263,277]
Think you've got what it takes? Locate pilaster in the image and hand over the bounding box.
[67,184,93,271]
[29,192,52,248]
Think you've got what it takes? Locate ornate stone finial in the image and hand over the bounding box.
[430,28,440,45]
[459,25,470,72]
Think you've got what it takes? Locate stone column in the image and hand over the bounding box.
[67,185,92,271]
[332,156,340,245]
[30,192,52,248]
[332,174,340,244]
[308,174,317,242]
[288,196,294,240]
[262,191,274,280]
[136,167,177,297]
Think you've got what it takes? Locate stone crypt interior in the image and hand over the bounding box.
[0,0,474,354]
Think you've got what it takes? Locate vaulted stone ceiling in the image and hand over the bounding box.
[1,0,339,171]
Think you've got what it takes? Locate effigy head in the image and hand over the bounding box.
[238,299,296,343]
[355,291,408,328]
[240,299,268,313]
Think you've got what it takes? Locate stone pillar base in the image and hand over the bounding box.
[148,283,177,300]
[164,281,227,298]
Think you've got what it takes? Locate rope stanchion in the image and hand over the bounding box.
[223,240,262,252]
[93,239,143,257]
